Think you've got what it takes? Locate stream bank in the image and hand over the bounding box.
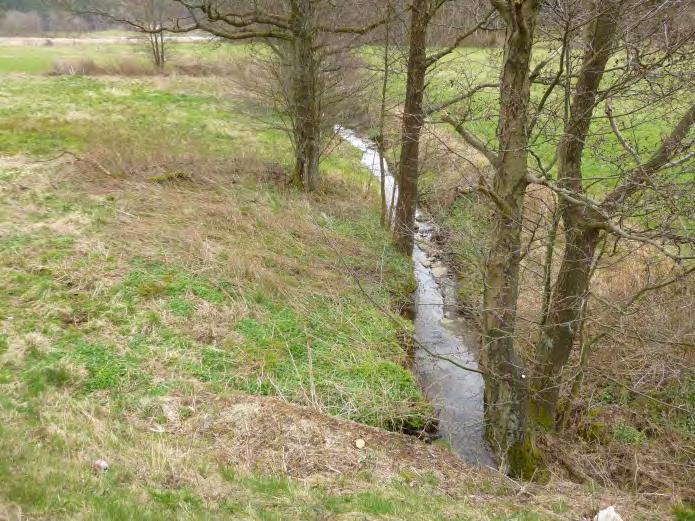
[338,127,496,467]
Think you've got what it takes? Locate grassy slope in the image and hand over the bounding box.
[0,66,425,518]
[0,44,672,519]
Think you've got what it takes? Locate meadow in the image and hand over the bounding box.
[0,39,681,519]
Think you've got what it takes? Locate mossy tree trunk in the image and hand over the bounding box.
[533,1,619,426]
[481,0,542,479]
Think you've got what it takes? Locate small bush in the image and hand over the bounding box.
[51,58,156,77]
[51,59,105,76]
[613,424,647,445]
[50,58,234,78]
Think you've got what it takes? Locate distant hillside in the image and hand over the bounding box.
[0,1,114,34]
[0,0,48,12]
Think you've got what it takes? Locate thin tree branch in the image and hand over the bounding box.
[441,112,499,167]
[603,101,695,211]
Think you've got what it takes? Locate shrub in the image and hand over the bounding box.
[613,424,647,445]
[50,58,156,77]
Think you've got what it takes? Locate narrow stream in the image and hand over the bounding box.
[337,128,496,467]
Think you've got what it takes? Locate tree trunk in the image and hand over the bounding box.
[148,31,165,69]
[393,0,429,254]
[559,235,605,429]
[533,1,619,425]
[290,0,321,192]
[158,32,165,68]
[534,224,601,424]
[481,0,541,479]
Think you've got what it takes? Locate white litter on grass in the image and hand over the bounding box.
[93,459,109,473]
[593,506,623,521]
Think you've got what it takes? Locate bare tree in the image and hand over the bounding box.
[530,0,695,426]
[181,1,387,191]
[429,0,694,477]
[66,0,383,191]
[393,0,494,253]
[62,0,182,68]
[141,0,170,69]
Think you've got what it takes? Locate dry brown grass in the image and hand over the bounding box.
[50,58,150,76]
[67,148,346,291]
[50,57,240,77]
[1,375,667,519]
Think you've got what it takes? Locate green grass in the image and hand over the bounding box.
[673,505,695,521]
[612,424,647,445]
[0,41,256,74]
[0,73,286,157]
[0,42,155,74]
[0,434,548,521]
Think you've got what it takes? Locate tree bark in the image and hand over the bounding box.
[393,0,429,253]
[290,0,321,191]
[533,1,619,425]
[482,0,541,479]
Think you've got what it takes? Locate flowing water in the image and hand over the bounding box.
[338,127,495,467]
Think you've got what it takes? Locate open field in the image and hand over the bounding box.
[0,40,687,519]
[0,40,250,74]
